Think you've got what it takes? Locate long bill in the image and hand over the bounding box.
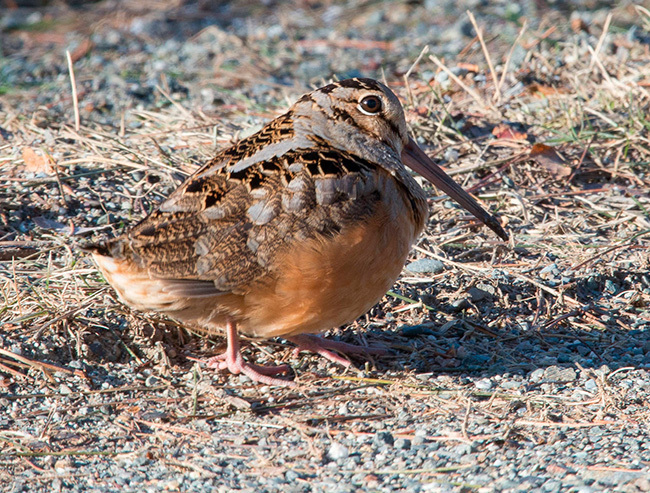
[401,137,508,241]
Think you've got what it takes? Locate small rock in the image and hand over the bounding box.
[145,375,160,387]
[394,438,411,450]
[164,479,180,490]
[584,379,599,392]
[530,368,546,382]
[405,258,445,274]
[327,442,349,460]
[451,298,470,311]
[475,378,494,390]
[285,469,300,482]
[542,479,562,493]
[402,325,437,337]
[471,283,496,300]
[54,457,74,472]
[544,366,577,382]
[413,429,428,446]
[453,443,473,456]
[467,287,488,301]
[500,380,522,390]
[540,263,559,280]
[373,431,394,447]
[444,148,459,162]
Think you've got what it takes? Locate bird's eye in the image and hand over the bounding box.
[358,95,383,115]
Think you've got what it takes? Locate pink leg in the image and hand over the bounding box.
[205,320,294,386]
[287,334,386,367]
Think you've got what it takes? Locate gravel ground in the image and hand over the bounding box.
[1,1,650,492]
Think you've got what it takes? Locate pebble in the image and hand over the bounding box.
[443,148,460,162]
[405,258,445,274]
[2,2,649,493]
[584,379,599,392]
[394,438,411,450]
[530,368,546,382]
[544,366,577,382]
[475,378,494,390]
[145,375,160,387]
[373,431,394,447]
[327,442,350,460]
[542,479,563,492]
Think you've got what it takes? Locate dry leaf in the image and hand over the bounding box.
[530,143,572,177]
[22,147,54,175]
[492,123,528,142]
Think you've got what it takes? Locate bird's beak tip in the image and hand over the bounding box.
[401,138,508,241]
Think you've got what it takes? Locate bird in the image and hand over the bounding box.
[86,77,507,386]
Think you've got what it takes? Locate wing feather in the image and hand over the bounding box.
[95,122,387,296]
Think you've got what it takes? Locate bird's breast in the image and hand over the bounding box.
[239,179,426,338]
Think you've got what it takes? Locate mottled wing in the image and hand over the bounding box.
[102,122,384,295]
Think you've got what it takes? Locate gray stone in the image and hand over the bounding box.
[405,258,445,274]
[373,431,394,447]
[475,378,494,390]
[327,442,349,461]
[584,379,599,392]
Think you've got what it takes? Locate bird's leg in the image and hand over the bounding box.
[287,334,386,367]
[205,320,294,386]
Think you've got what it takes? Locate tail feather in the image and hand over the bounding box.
[91,251,223,310]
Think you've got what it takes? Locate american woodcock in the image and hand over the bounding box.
[87,78,507,386]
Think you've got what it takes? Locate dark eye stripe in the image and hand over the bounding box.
[331,106,357,126]
[384,118,401,141]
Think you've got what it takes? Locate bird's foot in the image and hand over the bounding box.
[206,352,294,386]
[287,334,386,367]
[205,320,295,386]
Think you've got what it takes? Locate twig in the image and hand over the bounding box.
[412,246,487,273]
[403,45,429,107]
[12,450,124,458]
[466,11,500,103]
[0,385,168,401]
[386,290,434,311]
[514,420,617,428]
[586,45,618,90]
[0,347,79,376]
[350,465,473,475]
[589,13,612,71]
[0,361,32,381]
[571,229,650,270]
[155,85,193,119]
[510,272,581,307]
[65,50,80,131]
[498,20,528,101]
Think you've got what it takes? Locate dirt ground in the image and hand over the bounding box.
[1,1,650,492]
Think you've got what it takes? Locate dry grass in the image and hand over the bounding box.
[1,1,649,487]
